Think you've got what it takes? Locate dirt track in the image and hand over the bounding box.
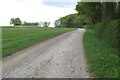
[1,29,90,78]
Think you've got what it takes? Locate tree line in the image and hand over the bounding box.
[55,1,120,28]
[10,18,50,27]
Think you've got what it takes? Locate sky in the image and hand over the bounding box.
[0,0,79,27]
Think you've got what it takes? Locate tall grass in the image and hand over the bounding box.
[83,30,119,78]
[83,19,119,78]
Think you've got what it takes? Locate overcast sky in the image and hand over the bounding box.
[0,0,79,27]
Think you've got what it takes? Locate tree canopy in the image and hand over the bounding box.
[10,18,22,26]
[55,1,120,28]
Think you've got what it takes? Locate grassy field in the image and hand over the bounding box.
[1,26,41,27]
[2,28,76,57]
[83,30,119,78]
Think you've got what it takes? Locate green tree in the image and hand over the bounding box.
[101,2,115,21]
[43,22,50,27]
[10,18,22,26]
[56,1,120,28]
[117,2,120,19]
[58,14,78,28]
[76,2,101,24]
[54,20,60,27]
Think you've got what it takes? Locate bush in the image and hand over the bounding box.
[84,25,94,29]
[94,20,120,49]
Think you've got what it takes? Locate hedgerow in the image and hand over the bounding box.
[94,20,120,50]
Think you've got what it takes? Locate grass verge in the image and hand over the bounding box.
[83,29,119,78]
[2,28,76,57]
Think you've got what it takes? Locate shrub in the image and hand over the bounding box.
[84,25,94,29]
[94,20,120,49]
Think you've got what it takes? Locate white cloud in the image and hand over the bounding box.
[0,0,77,27]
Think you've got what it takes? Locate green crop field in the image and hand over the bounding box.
[2,28,76,57]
